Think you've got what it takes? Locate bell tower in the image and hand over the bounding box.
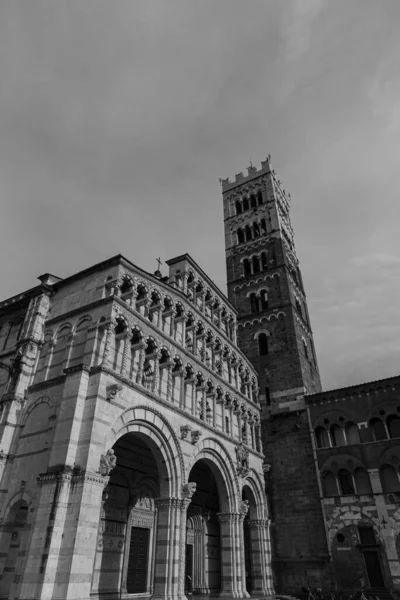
[221,157,332,594]
[222,156,322,410]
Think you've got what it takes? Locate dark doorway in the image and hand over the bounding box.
[127,527,150,593]
[363,551,384,588]
[185,544,194,593]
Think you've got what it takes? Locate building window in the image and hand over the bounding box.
[315,426,330,448]
[265,387,271,406]
[225,416,230,435]
[250,194,257,208]
[250,293,259,314]
[237,228,245,244]
[338,469,355,495]
[257,190,263,205]
[302,339,309,360]
[260,290,268,311]
[330,424,346,447]
[380,464,400,493]
[243,259,251,277]
[322,471,339,496]
[243,197,249,211]
[252,255,260,274]
[235,200,242,215]
[345,422,360,444]
[387,415,400,439]
[258,333,269,356]
[354,468,372,495]
[358,526,376,545]
[369,418,388,441]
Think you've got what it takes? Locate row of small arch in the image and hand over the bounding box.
[314,412,400,447]
[234,191,264,214]
[321,464,400,497]
[236,220,267,244]
[115,272,236,327]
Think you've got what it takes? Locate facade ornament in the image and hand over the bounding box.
[263,463,271,474]
[99,449,117,476]
[235,442,250,477]
[180,424,191,440]
[182,482,197,501]
[106,383,123,401]
[191,430,202,445]
[239,499,249,516]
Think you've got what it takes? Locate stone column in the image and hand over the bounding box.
[166,362,173,401]
[217,512,242,598]
[178,483,197,600]
[153,498,184,600]
[238,502,251,598]
[247,519,274,597]
[101,320,116,368]
[135,343,146,384]
[121,331,133,377]
[64,331,76,370]
[152,351,161,394]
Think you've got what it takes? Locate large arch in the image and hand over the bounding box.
[241,470,268,520]
[105,405,184,498]
[186,437,240,512]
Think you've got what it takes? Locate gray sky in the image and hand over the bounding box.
[0,0,399,391]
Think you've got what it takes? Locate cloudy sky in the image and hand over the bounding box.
[0,0,399,391]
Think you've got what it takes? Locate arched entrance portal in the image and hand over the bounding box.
[93,432,161,597]
[186,459,222,596]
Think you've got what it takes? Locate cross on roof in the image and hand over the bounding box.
[156,257,162,271]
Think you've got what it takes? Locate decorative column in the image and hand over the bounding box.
[101,319,116,368]
[246,518,274,597]
[152,350,161,394]
[178,483,197,600]
[64,331,76,370]
[166,362,173,401]
[238,501,251,599]
[152,498,183,600]
[135,343,146,384]
[217,512,242,598]
[121,330,133,378]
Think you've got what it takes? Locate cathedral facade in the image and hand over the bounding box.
[0,254,273,600]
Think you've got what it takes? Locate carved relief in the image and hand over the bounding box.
[99,449,117,476]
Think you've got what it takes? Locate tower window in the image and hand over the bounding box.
[243,259,251,277]
[302,339,309,359]
[258,333,269,356]
[257,190,263,205]
[265,386,271,406]
[260,218,267,234]
[295,298,303,317]
[245,225,252,242]
[243,197,249,211]
[260,290,268,311]
[253,222,260,237]
[250,194,257,208]
[261,252,267,270]
[252,255,260,274]
[237,228,245,244]
[250,293,259,314]
[235,200,243,215]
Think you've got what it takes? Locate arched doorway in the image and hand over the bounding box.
[93,432,163,597]
[0,500,29,599]
[186,459,222,597]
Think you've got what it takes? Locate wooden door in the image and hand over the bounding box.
[363,551,384,587]
[127,527,150,593]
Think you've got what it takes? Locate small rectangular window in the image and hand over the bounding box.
[265,387,271,406]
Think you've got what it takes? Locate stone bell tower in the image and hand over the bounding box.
[221,158,332,594]
[221,156,322,409]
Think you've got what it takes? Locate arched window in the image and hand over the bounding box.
[250,293,259,314]
[322,471,338,497]
[295,299,303,317]
[302,339,309,360]
[387,415,400,439]
[338,469,355,495]
[243,197,249,211]
[257,190,263,205]
[370,418,388,441]
[252,255,260,274]
[330,424,346,447]
[315,426,330,448]
[237,228,245,244]
[260,218,267,234]
[258,333,269,356]
[345,422,360,444]
[243,259,251,277]
[260,290,268,311]
[253,222,260,237]
[245,225,252,242]
[250,194,257,208]
[354,468,372,495]
[380,464,400,493]
[235,200,242,215]
[261,252,267,270]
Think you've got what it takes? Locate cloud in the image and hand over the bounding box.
[280,0,328,62]
[352,253,400,267]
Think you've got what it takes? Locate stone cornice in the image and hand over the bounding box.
[307,375,400,406]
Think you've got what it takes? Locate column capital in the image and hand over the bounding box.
[217,511,239,524]
[155,497,181,511]
[247,518,270,529]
